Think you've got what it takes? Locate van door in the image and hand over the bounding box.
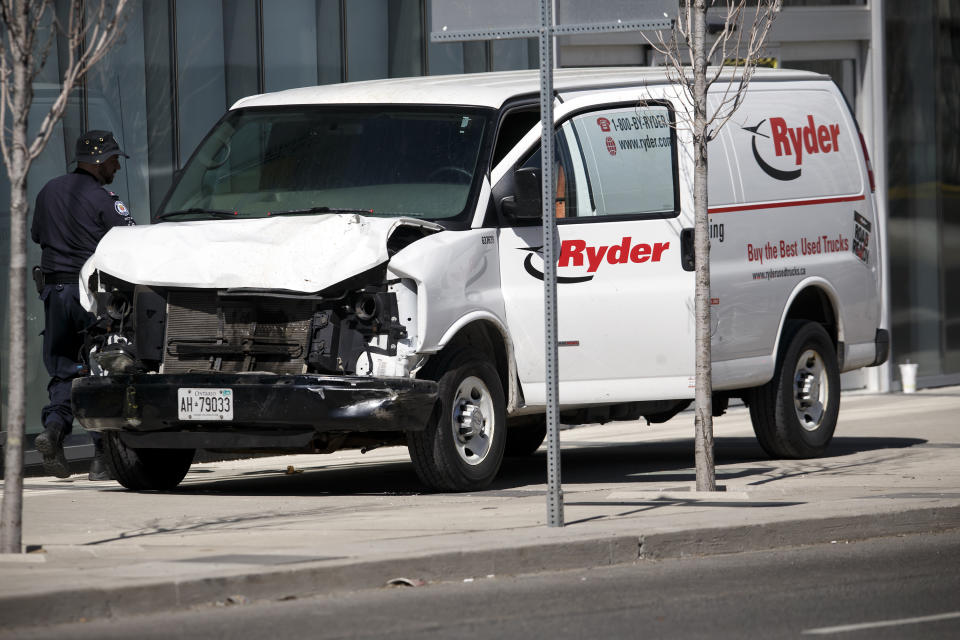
[497,103,695,406]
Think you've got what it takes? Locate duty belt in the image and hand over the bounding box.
[44,272,80,285]
[33,267,79,292]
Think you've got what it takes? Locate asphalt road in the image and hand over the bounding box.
[9,530,960,639]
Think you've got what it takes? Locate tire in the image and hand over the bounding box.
[749,320,841,459]
[406,348,506,491]
[505,417,547,457]
[103,432,194,491]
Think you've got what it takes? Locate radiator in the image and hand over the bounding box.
[162,290,313,375]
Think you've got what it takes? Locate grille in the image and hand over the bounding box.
[162,290,313,375]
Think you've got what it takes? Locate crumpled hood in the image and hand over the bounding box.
[80,214,439,303]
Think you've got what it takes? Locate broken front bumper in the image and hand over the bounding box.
[72,373,438,446]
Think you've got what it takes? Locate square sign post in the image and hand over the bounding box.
[431,0,672,528]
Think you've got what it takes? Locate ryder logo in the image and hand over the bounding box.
[521,237,670,283]
[742,116,841,181]
[605,136,617,156]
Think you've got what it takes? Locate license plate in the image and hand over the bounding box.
[178,388,234,421]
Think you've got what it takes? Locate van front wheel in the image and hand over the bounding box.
[749,321,840,458]
[407,349,506,491]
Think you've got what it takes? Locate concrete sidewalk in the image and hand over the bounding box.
[1,387,959,630]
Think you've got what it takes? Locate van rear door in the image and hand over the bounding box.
[707,83,879,374]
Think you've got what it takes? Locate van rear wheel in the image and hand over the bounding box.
[749,321,840,458]
[407,349,506,491]
[103,432,194,491]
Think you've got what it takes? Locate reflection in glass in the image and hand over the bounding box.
[176,1,227,162]
[264,0,318,92]
[491,39,536,71]
[317,0,343,84]
[143,0,177,212]
[346,0,423,81]
[223,0,261,105]
[346,0,387,80]
[160,106,491,221]
[886,2,943,377]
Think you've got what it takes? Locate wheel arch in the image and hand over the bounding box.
[775,278,843,365]
[427,313,519,414]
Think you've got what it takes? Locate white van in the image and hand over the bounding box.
[72,68,888,491]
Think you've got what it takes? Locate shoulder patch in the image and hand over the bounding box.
[115,200,130,216]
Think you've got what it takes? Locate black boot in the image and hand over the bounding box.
[88,452,114,481]
[34,424,71,479]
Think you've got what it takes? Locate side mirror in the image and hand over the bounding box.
[502,166,542,219]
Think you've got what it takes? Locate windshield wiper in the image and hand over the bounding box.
[156,208,238,221]
[266,206,375,217]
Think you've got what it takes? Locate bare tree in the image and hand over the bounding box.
[646,0,780,491]
[1,0,128,554]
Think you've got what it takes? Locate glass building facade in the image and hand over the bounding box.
[1,0,957,457]
[885,2,960,383]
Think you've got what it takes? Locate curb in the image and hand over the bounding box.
[2,505,959,630]
[638,504,960,559]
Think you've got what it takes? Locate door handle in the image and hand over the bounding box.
[680,228,695,272]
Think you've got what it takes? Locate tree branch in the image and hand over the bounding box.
[27,0,129,161]
[645,1,780,139]
[0,51,10,169]
[29,1,56,83]
[702,1,780,140]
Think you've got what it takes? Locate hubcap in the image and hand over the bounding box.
[793,349,828,431]
[451,376,495,465]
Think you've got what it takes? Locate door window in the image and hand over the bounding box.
[515,103,679,222]
[568,105,677,217]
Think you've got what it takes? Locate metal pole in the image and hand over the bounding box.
[868,0,891,393]
[429,0,671,529]
[539,0,563,527]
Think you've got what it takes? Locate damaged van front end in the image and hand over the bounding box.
[71,215,442,487]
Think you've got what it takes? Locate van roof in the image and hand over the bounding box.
[233,67,827,110]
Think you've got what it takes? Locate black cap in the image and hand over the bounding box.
[75,130,129,164]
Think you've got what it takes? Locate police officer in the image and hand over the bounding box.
[31,130,135,480]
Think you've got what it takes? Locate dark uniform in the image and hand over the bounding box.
[31,130,134,479]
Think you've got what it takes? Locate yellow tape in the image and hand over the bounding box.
[723,57,779,69]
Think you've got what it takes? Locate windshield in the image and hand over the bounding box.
[158,106,491,221]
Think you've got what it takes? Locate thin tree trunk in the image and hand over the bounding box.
[1,0,129,553]
[1,1,33,553]
[644,0,779,490]
[691,0,716,492]
[1,172,29,554]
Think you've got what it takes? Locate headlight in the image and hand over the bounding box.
[91,336,141,375]
[354,294,379,321]
[105,289,132,320]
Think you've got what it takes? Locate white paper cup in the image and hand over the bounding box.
[899,363,918,393]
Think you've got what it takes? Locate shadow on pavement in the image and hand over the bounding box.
[137,435,927,498]
[495,436,926,491]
